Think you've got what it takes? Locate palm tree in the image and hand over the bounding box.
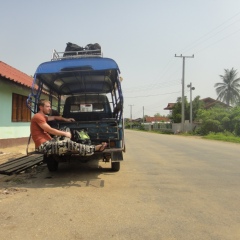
[214,68,240,106]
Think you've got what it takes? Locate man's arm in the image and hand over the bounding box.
[48,116,75,122]
[39,122,71,138]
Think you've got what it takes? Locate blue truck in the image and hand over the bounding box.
[27,45,125,172]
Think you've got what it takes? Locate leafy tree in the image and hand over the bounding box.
[201,119,222,135]
[171,96,204,123]
[197,106,228,122]
[222,116,231,131]
[214,68,240,106]
[192,95,204,120]
[234,120,240,136]
[154,113,161,117]
[171,97,182,123]
[171,97,189,123]
[196,106,231,134]
[228,106,240,132]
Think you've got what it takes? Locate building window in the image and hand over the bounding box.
[12,93,31,122]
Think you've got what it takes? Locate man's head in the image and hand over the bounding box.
[38,99,51,115]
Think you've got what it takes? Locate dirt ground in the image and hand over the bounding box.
[0,142,36,168]
[0,142,36,155]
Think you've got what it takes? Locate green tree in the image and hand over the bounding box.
[192,95,204,120]
[196,106,229,134]
[234,120,240,136]
[228,106,240,133]
[171,97,189,123]
[214,68,240,106]
[154,113,161,117]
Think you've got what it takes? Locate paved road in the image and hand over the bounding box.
[0,130,240,240]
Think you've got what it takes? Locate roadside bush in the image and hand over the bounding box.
[199,119,222,135]
[222,130,235,136]
[158,129,173,134]
[138,124,145,131]
[234,120,240,136]
[203,131,240,143]
[221,116,231,132]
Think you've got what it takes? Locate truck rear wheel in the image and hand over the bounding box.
[45,156,59,172]
[111,162,120,172]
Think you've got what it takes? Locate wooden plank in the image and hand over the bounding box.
[0,154,43,175]
[12,156,43,174]
[0,156,29,169]
[1,154,42,168]
[0,154,41,169]
[0,155,43,172]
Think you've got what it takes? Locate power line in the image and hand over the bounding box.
[195,27,240,54]
[125,90,181,98]
[123,59,181,93]
[124,79,180,92]
[182,18,240,54]
[179,11,240,53]
[125,11,240,98]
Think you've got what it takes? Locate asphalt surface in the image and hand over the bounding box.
[0,130,240,240]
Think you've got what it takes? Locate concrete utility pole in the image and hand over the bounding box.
[187,83,195,131]
[175,54,194,132]
[142,106,144,123]
[128,104,134,129]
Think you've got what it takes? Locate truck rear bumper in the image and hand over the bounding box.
[96,148,124,161]
[102,148,123,153]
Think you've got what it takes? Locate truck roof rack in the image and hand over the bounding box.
[51,49,103,61]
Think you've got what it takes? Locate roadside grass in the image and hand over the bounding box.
[202,132,240,143]
[127,128,240,143]
[129,128,173,135]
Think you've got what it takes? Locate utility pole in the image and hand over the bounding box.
[128,104,134,129]
[187,82,195,131]
[175,54,194,132]
[142,106,144,123]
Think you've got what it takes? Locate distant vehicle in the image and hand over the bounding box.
[27,44,125,172]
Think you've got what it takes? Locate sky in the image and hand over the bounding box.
[1,0,240,119]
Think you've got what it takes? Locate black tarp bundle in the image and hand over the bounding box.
[63,42,101,56]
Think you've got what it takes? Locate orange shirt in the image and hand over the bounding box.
[30,113,52,148]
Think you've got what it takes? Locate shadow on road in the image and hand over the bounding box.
[0,161,116,190]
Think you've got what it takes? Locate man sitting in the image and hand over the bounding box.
[30,99,107,155]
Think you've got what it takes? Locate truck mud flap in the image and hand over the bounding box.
[111,151,123,161]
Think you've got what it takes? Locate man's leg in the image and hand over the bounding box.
[60,128,106,155]
[36,140,56,154]
[65,139,95,156]
[37,139,106,156]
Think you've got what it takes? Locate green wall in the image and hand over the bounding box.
[0,79,57,140]
[0,80,32,139]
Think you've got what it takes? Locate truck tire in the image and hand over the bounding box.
[111,162,120,172]
[46,157,59,172]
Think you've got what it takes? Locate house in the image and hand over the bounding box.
[0,61,34,147]
[163,97,229,112]
[163,103,175,111]
[201,97,230,109]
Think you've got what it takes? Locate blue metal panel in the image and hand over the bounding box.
[35,57,120,74]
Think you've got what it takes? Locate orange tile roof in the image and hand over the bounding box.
[0,61,33,88]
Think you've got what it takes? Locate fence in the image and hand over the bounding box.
[142,122,198,133]
[143,122,172,132]
[172,123,198,133]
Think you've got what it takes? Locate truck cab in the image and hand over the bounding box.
[27,46,125,172]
